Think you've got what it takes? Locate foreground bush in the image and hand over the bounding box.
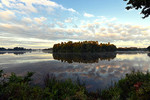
[101,71,150,100]
[1,70,150,100]
[0,70,93,100]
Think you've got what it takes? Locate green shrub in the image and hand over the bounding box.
[101,71,150,100]
[0,70,89,100]
[1,70,150,100]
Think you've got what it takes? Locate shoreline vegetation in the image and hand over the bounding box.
[0,47,32,55]
[53,41,150,53]
[1,70,150,100]
[0,42,150,53]
[0,47,32,51]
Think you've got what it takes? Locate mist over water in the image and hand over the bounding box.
[0,51,150,91]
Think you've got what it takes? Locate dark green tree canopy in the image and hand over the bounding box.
[53,41,117,53]
[124,0,150,18]
[147,46,150,51]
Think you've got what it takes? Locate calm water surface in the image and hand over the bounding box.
[0,51,150,91]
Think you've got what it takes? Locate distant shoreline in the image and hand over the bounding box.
[0,50,149,53]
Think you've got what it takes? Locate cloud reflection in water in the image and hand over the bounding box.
[1,51,150,91]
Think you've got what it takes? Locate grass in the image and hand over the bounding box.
[1,70,150,100]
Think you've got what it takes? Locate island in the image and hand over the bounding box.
[53,41,117,53]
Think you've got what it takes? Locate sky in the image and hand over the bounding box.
[0,0,150,49]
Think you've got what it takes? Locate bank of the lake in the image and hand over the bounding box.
[0,70,150,100]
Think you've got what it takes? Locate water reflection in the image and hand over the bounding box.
[53,52,116,63]
[0,51,150,91]
[148,53,150,57]
[0,52,6,55]
[117,51,147,54]
[0,51,31,55]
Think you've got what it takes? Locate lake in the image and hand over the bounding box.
[0,51,150,91]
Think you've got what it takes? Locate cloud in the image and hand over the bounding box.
[22,17,33,24]
[64,18,73,23]
[61,7,76,13]
[0,10,16,20]
[1,0,77,13]
[1,0,10,7]
[67,8,76,13]
[110,17,117,21]
[56,22,66,28]
[0,36,55,49]
[0,3,3,8]
[34,17,47,24]
[84,13,94,18]
[1,14,150,48]
[0,1,149,48]
[0,17,149,47]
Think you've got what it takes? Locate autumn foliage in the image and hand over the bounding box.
[53,41,117,53]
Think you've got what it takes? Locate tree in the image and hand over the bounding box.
[53,41,117,53]
[147,46,150,51]
[124,0,150,18]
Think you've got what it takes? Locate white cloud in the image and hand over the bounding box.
[0,18,150,48]
[34,17,47,24]
[1,0,76,13]
[0,1,149,48]
[1,0,10,7]
[1,18,149,42]
[0,3,3,8]
[84,13,94,18]
[22,17,32,23]
[66,8,76,13]
[65,18,73,23]
[110,17,117,21]
[56,22,66,28]
[0,10,16,20]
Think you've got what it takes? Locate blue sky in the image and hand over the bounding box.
[54,0,150,25]
[0,0,149,48]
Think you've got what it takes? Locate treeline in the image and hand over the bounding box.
[53,41,117,53]
[0,47,32,51]
[43,48,53,51]
[117,46,150,51]
[117,47,147,51]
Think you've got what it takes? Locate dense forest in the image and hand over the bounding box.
[53,41,117,53]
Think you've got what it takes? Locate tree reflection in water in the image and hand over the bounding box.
[53,52,116,63]
[148,53,150,57]
[0,51,28,55]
